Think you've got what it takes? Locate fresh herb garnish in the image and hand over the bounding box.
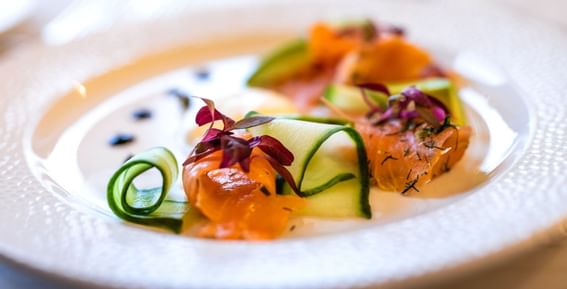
[183,97,300,194]
[401,177,420,195]
[358,84,451,129]
[380,155,398,166]
[403,147,411,157]
[405,168,412,180]
[423,140,446,151]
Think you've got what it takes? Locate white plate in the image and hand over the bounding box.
[0,0,34,34]
[1,0,567,288]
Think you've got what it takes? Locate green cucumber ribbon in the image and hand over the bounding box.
[107,147,185,232]
[249,118,371,218]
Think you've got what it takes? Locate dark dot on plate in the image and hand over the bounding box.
[167,88,191,110]
[132,108,153,120]
[123,154,134,163]
[194,68,210,80]
[109,133,135,146]
[167,88,187,98]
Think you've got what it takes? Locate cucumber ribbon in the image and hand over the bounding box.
[250,118,371,218]
[107,147,185,232]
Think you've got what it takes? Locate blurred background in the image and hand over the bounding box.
[0,0,566,288]
[0,0,565,55]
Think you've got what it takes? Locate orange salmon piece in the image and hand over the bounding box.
[347,36,434,84]
[272,67,335,112]
[267,25,439,110]
[268,23,369,111]
[183,150,303,240]
[309,23,366,65]
[356,121,471,193]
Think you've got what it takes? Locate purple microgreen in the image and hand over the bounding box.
[387,93,403,108]
[375,107,395,124]
[184,97,298,192]
[183,141,219,165]
[193,96,235,130]
[431,106,447,123]
[401,86,433,107]
[219,135,252,170]
[239,157,251,173]
[263,154,300,195]
[249,135,294,166]
[194,97,217,126]
[194,106,217,126]
[201,128,230,142]
[195,106,235,129]
[360,90,382,112]
[415,106,441,127]
[363,84,451,128]
[357,83,390,114]
[400,110,420,120]
[232,116,275,130]
[357,82,391,97]
[426,94,450,116]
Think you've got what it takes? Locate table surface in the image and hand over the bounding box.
[1,0,566,288]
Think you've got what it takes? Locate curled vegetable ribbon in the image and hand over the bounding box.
[107,147,183,232]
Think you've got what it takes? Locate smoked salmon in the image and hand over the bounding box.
[356,120,471,193]
[183,149,303,240]
[253,21,442,110]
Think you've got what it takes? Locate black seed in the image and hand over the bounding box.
[290,225,296,232]
[132,108,152,120]
[109,133,135,146]
[167,88,186,98]
[194,68,210,80]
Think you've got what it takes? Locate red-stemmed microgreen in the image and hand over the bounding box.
[183,97,300,194]
[357,82,390,118]
[358,84,450,128]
